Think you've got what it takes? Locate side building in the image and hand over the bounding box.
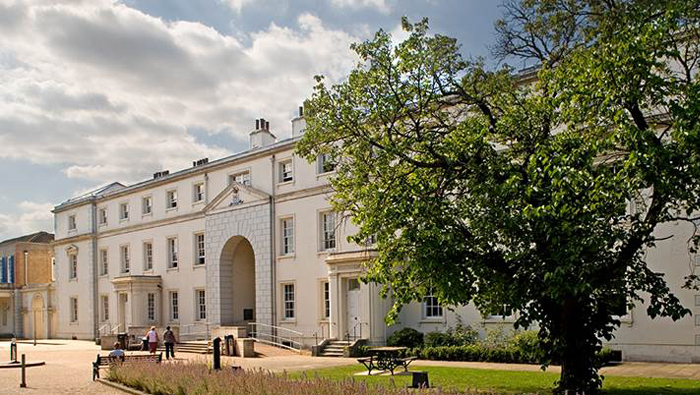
[0,231,56,339]
[51,111,700,363]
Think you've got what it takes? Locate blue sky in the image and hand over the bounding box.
[0,0,504,240]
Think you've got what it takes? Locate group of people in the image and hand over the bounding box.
[109,326,177,360]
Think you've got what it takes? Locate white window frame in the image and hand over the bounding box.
[280,217,295,256]
[120,245,130,274]
[423,295,443,319]
[166,189,178,210]
[119,202,129,221]
[99,248,108,276]
[317,153,335,174]
[322,281,330,320]
[167,237,178,269]
[68,214,77,232]
[98,208,108,226]
[279,159,293,183]
[70,297,78,323]
[282,283,295,320]
[194,233,205,266]
[143,241,153,271]
[101,295,109,322]
[193,182,205,203]
[142,196,153,216]
[320,211,337,251]
[68,253,78,280]
[228,170,251,187]
[196,289,206,320]
[170,291,179,321]
[147,292,155,322]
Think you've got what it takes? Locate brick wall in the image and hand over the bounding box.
[13,243,54,286]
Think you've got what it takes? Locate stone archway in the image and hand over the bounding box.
[219,236,256,325]
[205,200,272,327]
[31,294,44,339]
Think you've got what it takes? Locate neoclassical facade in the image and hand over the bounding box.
[51,112,700,362]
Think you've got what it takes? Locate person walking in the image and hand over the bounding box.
[146,326,159,355]
[163,326,176,360]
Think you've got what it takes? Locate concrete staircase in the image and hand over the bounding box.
[317,340,352,357]
[157,341,212,355]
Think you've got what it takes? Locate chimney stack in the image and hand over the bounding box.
[250,117,276,149]
[292,104,307,137]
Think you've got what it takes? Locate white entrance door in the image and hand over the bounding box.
[346,278,361,338]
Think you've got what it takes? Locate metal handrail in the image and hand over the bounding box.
[248,322,305,353]
[110,324,122,334]
[346,322,369,342]
[179,323,211,340]
[98,324,110,337]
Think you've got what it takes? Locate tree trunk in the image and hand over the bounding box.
[556,297,602,394]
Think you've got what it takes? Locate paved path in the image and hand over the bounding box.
[0,340,698,394]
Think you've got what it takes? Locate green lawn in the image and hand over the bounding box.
[288,365,700,394]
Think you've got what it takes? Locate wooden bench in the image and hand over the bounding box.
[92,353,163,380]
[357,355,417,375]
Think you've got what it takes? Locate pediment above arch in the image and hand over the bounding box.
[204,183,271,215]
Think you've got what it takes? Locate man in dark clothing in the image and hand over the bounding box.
[163,326,176,360]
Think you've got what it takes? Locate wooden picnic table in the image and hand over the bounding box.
[357,347,416,375]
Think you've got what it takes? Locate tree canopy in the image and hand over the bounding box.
[297,1,700,393]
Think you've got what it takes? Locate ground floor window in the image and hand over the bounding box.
[323,281,330,319]
[197,290,206,320]
[170,291,179,321]
[101,295,109,321]
[423,295,443,318]
[283,284,295,320]
[147,293,155,321]
[70,297,78,323]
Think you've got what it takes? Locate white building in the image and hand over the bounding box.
[52,111,700,362]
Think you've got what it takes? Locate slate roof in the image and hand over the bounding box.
[0,231,55,246]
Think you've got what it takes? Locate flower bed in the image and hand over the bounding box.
[107,360,473,395]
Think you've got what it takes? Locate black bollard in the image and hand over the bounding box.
[20,354,26,388]
[212,337,221,371]
[10,338,17,363]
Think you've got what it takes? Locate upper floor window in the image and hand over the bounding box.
[142,196,153,215]
[98,208,108,226]
[229,171,251,187]
[281,218,294,255]
[320,211,336,251]
[195,233,205,265]
[68,215,77,231]
[279,160,293,183]
[167,237,178,268]
[317,153,336,174]
[166,190,178,209]
[423,295,443,318]
[69,254,78,280]
[193,183,205,203]
[119,203,129,221]
[120,245,130,273]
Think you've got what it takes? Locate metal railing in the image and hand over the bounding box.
[179,323,211,341]
[98,324,110,337]
[345,322,369,343]
[313,323,331,347]
[248,322,304,353]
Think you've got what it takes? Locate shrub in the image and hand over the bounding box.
[424,324,479,347]
[509,330,543,364]
[387,327,424,348]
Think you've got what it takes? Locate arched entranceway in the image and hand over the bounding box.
[31,294,44,339]
[219,236,256,325]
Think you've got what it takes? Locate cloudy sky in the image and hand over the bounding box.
[0,0,504,241]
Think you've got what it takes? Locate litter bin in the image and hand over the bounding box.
[117,333,128,350]
[142,337,149,351]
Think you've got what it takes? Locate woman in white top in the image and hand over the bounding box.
[146,326,159,354]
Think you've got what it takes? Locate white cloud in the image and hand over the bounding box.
[330,0,393,14]
[220,0,255,14]
[0,1,360,187]
[0,201,54,241]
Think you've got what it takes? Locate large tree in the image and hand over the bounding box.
[296,1,700,393]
